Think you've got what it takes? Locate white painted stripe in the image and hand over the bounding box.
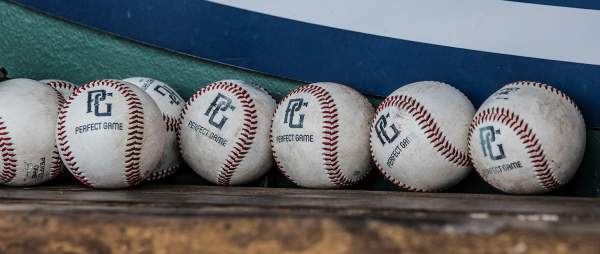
[208,0,600,65]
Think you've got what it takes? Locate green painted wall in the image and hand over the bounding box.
[1,1,598,196]
[0,1,302,100]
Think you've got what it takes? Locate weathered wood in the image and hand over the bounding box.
[0,184,599,253]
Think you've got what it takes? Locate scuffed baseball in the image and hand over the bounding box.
[0,78,63,186]
[57,79,165,188]
[40,79,77,98]
[370,81,475,191]
[271,82,374,188]
[178,80,275,185]
[469,81,585,194]
[123,77,184,181]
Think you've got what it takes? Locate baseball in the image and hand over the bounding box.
[178,80,275,185]
[57,79,165,188]
[271,82,374,188]
[40,79,77,98]
[469,81,585,194]
[370,81,475,191]
[0,78,63,186]
[123,77,184,181]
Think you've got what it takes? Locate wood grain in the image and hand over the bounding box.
[0,185,599,253]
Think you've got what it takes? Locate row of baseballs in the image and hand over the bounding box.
[0,78,585,194]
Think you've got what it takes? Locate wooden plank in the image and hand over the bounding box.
[0,184,599,253]
[2,184,600,217]
[1,210,598,254]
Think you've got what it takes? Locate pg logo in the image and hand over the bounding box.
[205,93,235,129]
[284,98,308,128]
[374,113,400,145]
[154,85,181,105]
[479,125,506,161]
[494,87,520,100]
[86,90,113,117]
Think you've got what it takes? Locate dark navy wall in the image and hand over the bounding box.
[11,0,600,128]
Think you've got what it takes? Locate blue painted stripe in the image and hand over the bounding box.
[11,0,600,128]
[509,0,600,10]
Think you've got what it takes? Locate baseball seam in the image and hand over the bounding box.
[49,149,63,179]
[269,120,299,185]
[58,83,92,187]
[146,163,179,181]
[45,80,77,94]
[50,90,67,179]
[124,84,145,186]
[370,95,471,192]
[0,117,17,184]
[468,107,561,191]
[143,113,181,181]
[177,81,258,186]
[370,139,422,192]
[163,113,179,132]
[509,81,581,113]
[58,80,145,187]
[271,85,362,187]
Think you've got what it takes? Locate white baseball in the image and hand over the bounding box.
[469,81,585,194]
[370,81,475,191]
[0,78,63,186]
[178,80,275,185]
[123,77,184,181]
[271,82,374,188]
[40,79,77,98]
[57,79,165,188]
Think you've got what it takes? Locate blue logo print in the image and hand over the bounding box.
[86,90,113,117]
[284,98,308,128]
[205,93,235,129]
[375,113,400,145]
[154,85,181,105]
[479,126,506,161]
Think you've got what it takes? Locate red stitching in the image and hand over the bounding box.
[508,81,581,113]
[468,107,561,191]
[369,140,424,192]
[269,126,298,186]
[380,95,470,166]
[177,81,258,185]
[49,90,66,179]
[58,79,145,187]
[271,85,363,187]
[369,95,470,191]
[44,80,76,94]
[163,113,180,132]
[146,163,179,181]
[0,117,17,183]
[145,113,181,181]
[59,84,92,187]
[49,149,63,179]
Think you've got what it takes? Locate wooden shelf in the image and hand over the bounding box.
[0,184,599,253]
